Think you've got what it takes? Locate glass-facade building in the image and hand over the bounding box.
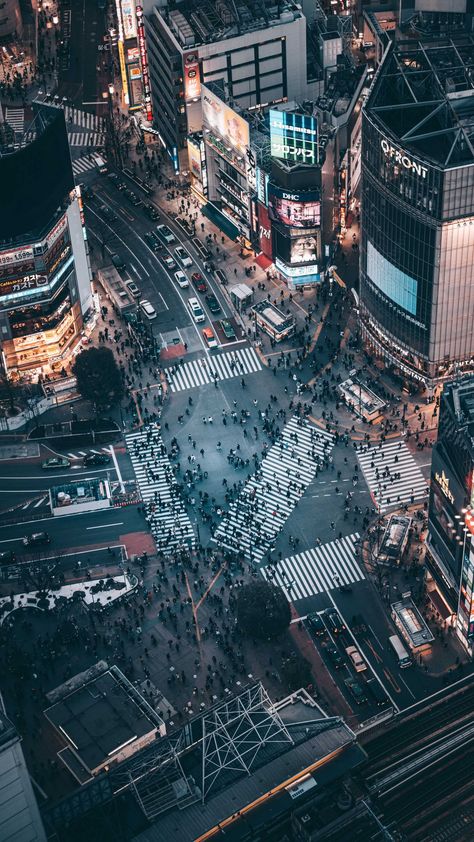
[360,37,474,387]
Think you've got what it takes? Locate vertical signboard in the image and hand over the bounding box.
[258,203,273,260]
[183,52,201,102]
[121,0,137,39]
[135,5,153,122]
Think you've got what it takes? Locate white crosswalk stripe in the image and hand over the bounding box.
[126,425,195,551]
[68,131,105,147]
[5,107,24,133]
[357,439,428,513]
[261,533,362,601]
[166,347,262,392]
[212,416,334,564]
[71,155,96,177]
[66,447,112,459]
[63,106,105,131]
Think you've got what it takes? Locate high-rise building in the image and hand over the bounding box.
[144,0,315,172]
[359,37,474,389]
[0,105,93,379]
[0,0,22,40]
[0,708,47,842]
[426,377,474,656]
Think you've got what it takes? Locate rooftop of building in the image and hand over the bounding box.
[152,0,303,49]
[441,376,474,436]
[44,665,164,774]
[391,596,434,649]
[366,37,474,168]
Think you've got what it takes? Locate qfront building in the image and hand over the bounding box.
[0,106,92,379]
[360,37,474,387]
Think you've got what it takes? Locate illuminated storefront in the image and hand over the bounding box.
[269,183,321,290]
[115,1,152,118]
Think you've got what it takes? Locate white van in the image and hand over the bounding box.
[188,297,205,324]
[174,270,189,288]
[140,299,157,320]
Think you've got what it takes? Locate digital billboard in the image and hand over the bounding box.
[258,203,272,260]
[290,234,319,264]
[268,184,320,228]
[269,110,319,166]
[135,5,152,121]
[202,85,249,157]
[120,0,137,40]
[183,52,201,102]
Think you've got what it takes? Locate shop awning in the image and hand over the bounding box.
[202,203,240,241]
[427,588,453,620]
[255,253,273,270]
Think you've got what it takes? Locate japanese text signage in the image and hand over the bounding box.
[135,5,153,122]
[183,52,201,102]
[120,0,137,40]
[270,110,319,166]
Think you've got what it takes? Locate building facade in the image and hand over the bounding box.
[426,378,474,656]
[0,0,22,41]
[360,38,474,388]
[0,106,92,379]
[144,0,312,172]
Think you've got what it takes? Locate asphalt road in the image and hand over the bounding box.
[57,0,106,108]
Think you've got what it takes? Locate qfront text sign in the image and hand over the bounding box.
[381,139,428,179]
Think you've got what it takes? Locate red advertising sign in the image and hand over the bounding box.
[183,52,201,101]
[258,203,272,260]
[135,5,153,122]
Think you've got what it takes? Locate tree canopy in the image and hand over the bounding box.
[73,347,124,411]
[236,579,291,639]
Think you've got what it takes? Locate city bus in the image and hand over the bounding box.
[388,634,412,668]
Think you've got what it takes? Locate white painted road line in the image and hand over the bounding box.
[110,445,125,492]
[86,522,124,530]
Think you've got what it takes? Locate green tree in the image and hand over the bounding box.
[73,347,124,412]
[236,580,291,639]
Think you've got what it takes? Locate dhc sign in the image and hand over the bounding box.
[381,139,428,179]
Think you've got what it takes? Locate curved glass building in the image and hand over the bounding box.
[360,37,474,387]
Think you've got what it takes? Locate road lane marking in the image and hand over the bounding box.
[87,205,151,277]
[0,468,111,480]
[86,522,124,530]
[0,537,24,543]
[34,496,48,507]
[383,668,401,694]
[399,674,416,699]
[110,445,125,492]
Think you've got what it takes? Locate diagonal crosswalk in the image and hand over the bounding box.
[166,347,262,392]
[212,416,334,564]
[261,533,363,601]
[357,439,428,513]
[71,155,97,177]
[5,107,24,134]
[126,425,195,551]
[68,131,105,147]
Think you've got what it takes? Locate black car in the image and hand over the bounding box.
[366,678,389,707]
[344,677,367,705]
[144,203,159,220]
[326,646,343,669]
[83,453,111,466]
[307,613,326,637]
[22,532,50,547]
[0,550,15,565]
[324,607,346,635]
[205,294,221,314]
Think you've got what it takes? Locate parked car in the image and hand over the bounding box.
[174,270,189,288]
[41,457,70,470]
[205,294,221,314]
[144,203,159,220]
[307,613,326,637]
[83,453,111,466]
[111,253,126,270]
[22,532,51,547]
[326,646,343,670]
[191,272,207,293]
[324,607,346,635]
[157,224,175,244]
[126,281,141,299]
[344,677,367,705]
[345,645,367,672]
[366,678,389,707]
[220,319,236,340]
[202,326,218,349]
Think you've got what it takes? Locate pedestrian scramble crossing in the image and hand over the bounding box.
[5,108,24,134]
[212,416,334,564]
[166,347,262,393]
[126,425,195,551]
[357,439,429,513]
[261,534,363,601]
[72,155,97,177]
[68,131,105,147]
[63,106,105,132]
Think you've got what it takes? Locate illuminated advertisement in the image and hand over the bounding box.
[269,109,319,166]
[0,273,48,298]
[290,234,318,264]
[258,203,272,260]
[256,167,269,206]
[0,246,34,267]
[127,46,139,61]
[275,257,320,279]
[183,52,201,102]
[202,85,249,157]
[120,0,137,40]
[135,5,153,122]
[268,185,321,228]
[118,39,130,105]
[187,140,202,180]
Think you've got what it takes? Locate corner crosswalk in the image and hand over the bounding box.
[68,131,104,147]
[63,106,105,132]
[357,439,428,513]
[166,347,262,392]
[126,425,195,551]
[72,155,97,177]
[5,108,24,134]
[261,534,363,601]
[212,416,334,564]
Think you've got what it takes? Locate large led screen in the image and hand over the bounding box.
[367,240,418,316]
[269,109,319,166]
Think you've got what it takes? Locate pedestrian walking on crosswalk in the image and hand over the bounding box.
[63,106,105,132]
[357,439,428,513]
[261,533,363,601]
[166,347,262,393]
[126,425,195,551]
[212,416,334,563]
